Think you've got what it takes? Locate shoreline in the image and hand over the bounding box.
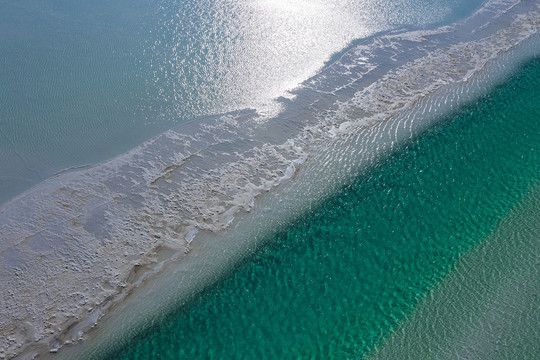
[2,0,540,358]
[58,41,540,360]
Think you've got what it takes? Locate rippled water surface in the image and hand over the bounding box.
[0,0,483,204]
[2,1,539,359]
[100,57,540,359]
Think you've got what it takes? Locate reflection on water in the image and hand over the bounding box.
[0,0,482,205]
[147,0,481,120]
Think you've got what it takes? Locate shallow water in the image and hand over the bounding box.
[1,1,539,358]
[371,185,540,359]
[0,0,483,205]
[99,56,540,360]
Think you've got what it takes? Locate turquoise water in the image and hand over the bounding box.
[0,0,484,205]
[98,57,540,359]
[2,1,539,359]
[371,183,540,359]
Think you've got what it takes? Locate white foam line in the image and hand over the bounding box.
[2,0,540,358]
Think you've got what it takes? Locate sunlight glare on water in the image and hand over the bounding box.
[144,0,473,120]
[0,0,481,204]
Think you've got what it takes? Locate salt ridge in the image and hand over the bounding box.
[1,0,539,358]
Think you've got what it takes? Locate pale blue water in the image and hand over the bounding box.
[2,1,538,359]
[0,0,484,205]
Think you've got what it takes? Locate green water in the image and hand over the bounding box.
[102,58,540,359]
[370,182,540,359]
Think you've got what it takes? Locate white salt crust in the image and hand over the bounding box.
[1,0,539,358]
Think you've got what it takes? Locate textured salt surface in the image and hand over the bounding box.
[1,0,539,358]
